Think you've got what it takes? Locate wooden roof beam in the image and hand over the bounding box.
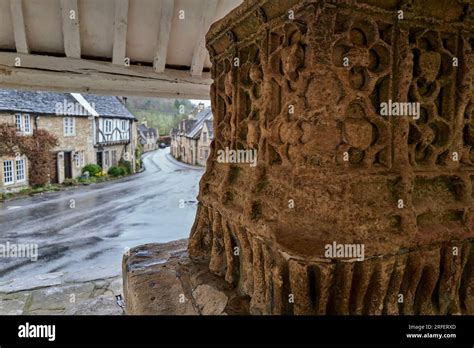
[190,0,219,77]
[9,0,29,54]
[153,0,174,73]
[0,52,211,99]
[112,0,129,65]
[60,0,81,59]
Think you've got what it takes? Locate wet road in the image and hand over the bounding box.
[0,149,203,284]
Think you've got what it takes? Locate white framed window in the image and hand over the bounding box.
[16,159,25,182]
[104,120,113,134]
[14,114,32,134]
[121,120,128,140]
[3,160,13,185]
[112,150,117,165]
[104,151,110,166]
[23,114,31,134]
[75,152,80,168]
[64,117,75,136]
[15,114,22,131]
[75,151,85,168]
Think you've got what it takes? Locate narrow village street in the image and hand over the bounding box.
[0,148,203,314]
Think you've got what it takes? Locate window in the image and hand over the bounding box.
[64,117,75,136]
[15,114,31,134]
[204,149,209,160]
[75,151,84,168]
[24,114,31,134]
[202,132,207,142]
[104,151,110,166]
[3,160,13,185]
[16,159,25,182]
[15,114,22,131]
[14,114,31,134]
[105,120,113,134]
[120,121,124,139]
[111,150,117,166]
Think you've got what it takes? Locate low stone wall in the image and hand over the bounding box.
[122,239,249,315]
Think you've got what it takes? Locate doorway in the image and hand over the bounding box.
[64,151,72,179]
[50,153,58,184]
[97,151,103,169]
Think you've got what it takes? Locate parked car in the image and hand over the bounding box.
[159,143,167,149]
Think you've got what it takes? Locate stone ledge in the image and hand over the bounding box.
[122,239,249,315]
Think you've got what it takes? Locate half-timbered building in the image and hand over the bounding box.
[0,89,137,191]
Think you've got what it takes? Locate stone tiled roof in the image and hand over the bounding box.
[204,120,214,138]
[182,119,197,133]
[187,108,213,139]
[149,128,157,137]
[0,89,136,119]
[171,107,213,140]
[0,89,77,115]
[138,124,157,139]
[82,94,135,119]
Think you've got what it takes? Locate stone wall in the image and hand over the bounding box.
[0,113,30,192]
[38,115,94,182]
[189,0,474,314]
[0,155,29,193]
[197,122,212,166]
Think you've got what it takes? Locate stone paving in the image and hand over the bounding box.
[0,276,123,315]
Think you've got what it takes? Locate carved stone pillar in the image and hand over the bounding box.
[189,0,474,314]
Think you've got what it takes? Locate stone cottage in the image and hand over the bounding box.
[0,89,137,191]
[197,119,213,166]
[138,123,159,153]
[86,94,138,173]
[170,108,213,166]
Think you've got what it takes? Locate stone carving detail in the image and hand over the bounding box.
[189,0,474,315]
[331,15,393,168]
[407,29,459,168]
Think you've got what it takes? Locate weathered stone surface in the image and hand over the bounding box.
[26,283,95,312]
[0,292,30,315]
[192,284,228,315]
[123,240,197,315]
[64,296,123,315]
[0,272,63,293]
[122,240,249,315]
[186,0,474,315]
[0,277,123,315]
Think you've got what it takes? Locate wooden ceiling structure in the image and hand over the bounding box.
[0,0,242,99]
